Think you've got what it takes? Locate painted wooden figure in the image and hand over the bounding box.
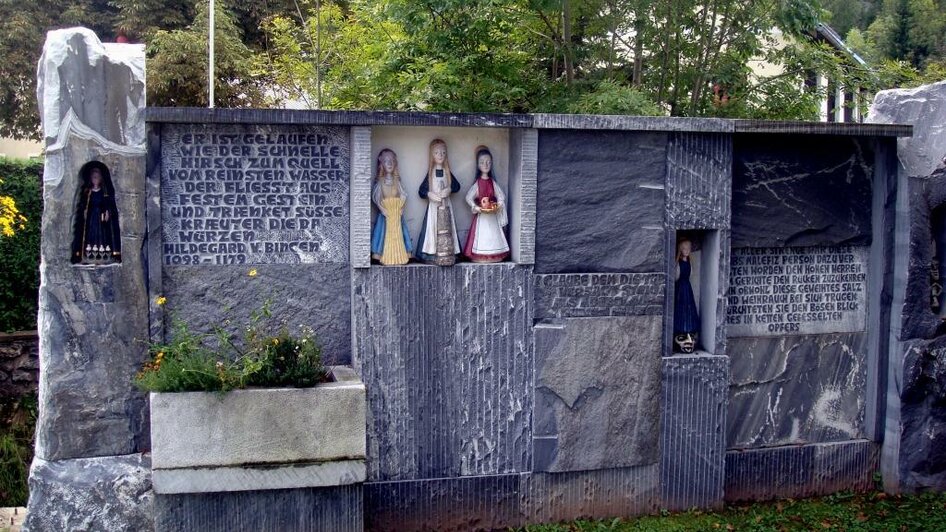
[371,149,413,265]
[463,146,510,263]
[673,238,700,353]
[415,139,461,266]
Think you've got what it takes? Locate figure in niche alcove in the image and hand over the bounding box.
[463,146,509,263]
[371,149,413,265]
[673,238,699,353]
[71,162,121,264]
[415,139,461,266]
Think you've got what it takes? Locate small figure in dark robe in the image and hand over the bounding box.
[71,163,121,264]
[673,239,699,353]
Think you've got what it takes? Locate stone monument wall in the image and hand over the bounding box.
[28,26,920,531]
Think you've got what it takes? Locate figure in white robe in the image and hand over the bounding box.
[463,147,509,263]
[415,139,461,265]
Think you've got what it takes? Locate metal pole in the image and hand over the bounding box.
[209,0,215,108]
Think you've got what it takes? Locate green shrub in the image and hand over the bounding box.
[0,394,36,507]
[136,299,327,393]
[0,157,42,332]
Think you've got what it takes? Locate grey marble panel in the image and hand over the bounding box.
[535,273,664,319]
[728,333,868,449]
[365,474,522,531]
[154,484,362,532]
[24,454,154,532]
[533,317,662,472]
[725,440,877,502]
[732,135,874,248]
[667,132,732,230]
[535,130,666,274]
[522,466,660,524]
[352,264,533,481]
[162,264,351,365]
[660,354,728,511]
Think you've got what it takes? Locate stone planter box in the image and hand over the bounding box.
[150,366,366,494]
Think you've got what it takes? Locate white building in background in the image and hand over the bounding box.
[0,137,42,159]
[749,23,869,123]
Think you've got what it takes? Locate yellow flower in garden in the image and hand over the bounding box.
[155,296,167,306]
[272,338,279,345]
[248,268,258,277]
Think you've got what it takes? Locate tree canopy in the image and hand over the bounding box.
[0,0,941,139]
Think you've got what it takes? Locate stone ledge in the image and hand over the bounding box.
[152,459,366,494]
[150,374,366,470]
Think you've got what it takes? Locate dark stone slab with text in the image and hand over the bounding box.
[535,273,664,319]
[161,124,350,265]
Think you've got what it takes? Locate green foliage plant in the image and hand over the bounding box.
[0,158,42,332]
[136,298,327,393]
[0,394,36,507]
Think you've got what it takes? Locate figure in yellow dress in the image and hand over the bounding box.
[371,149,413,265]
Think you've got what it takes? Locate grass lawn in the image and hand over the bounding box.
[524,491,946,531]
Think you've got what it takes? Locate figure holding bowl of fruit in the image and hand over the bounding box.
[463,146,510,263]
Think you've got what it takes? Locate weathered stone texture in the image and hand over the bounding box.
[350,126,372,268]
[352,264,533,481]
[23,454,153,532]
[0,332,39,399]
[533,317,662,472]
[897,339,946,490]
[732,135,873,248]
[728,333,867,449]
[35,29,149,462]
[37,28,145,148]
[534,273,664,319]
[522,466,660,524]
[154,485,362,532]
[660,354,728,511]
[725,440,877,503]
[868,80,946,179]
[162,264,351,365]
[667,132,732,230]
[535,130,666,273]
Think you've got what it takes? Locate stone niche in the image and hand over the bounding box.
[670,230,722,355]
[369,126,514,261]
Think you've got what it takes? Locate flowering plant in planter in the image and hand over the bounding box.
[136,297,327,393]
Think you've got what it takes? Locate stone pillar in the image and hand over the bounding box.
[867,80,946,493]
[25,28,153,530]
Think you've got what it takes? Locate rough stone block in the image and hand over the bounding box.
[868,80,946,179]
[522,466,660,524]
[533,316,662,472]
[37,28,145,148]
[161,263,352,365]
[24,453,153,532]
[535,130,666,273]
[155,485,362,532]
[35,29,149,461]
[150,383,366,471]
[728,333,867,448]
[667,132,732,230]
[732,134,873,248]
[898,339,946,490]
[660,354,728,511]
[352,264,533,481]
